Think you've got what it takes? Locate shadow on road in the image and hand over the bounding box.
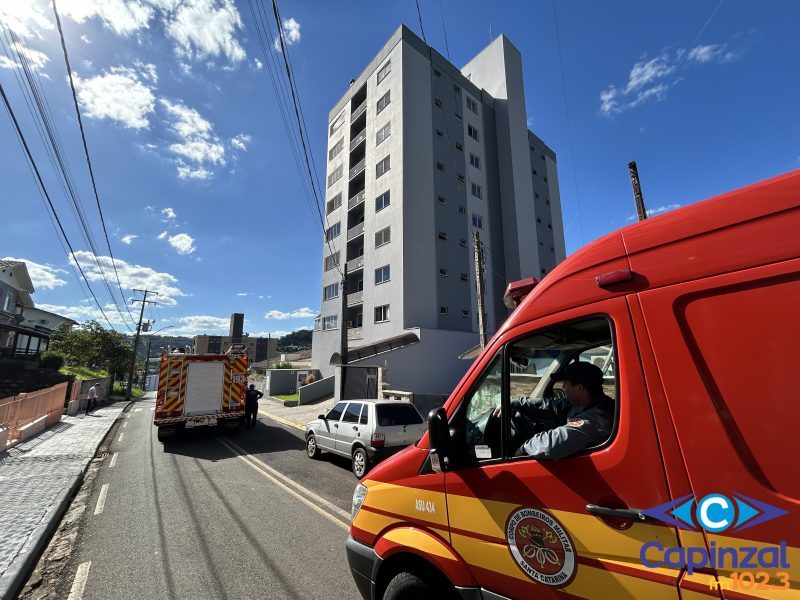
[161,420,305,460]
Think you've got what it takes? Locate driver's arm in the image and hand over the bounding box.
[510,396,569,422]
[516,418,604,460]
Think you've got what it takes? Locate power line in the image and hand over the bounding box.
[1,80,119,330]
[51,0,137,328]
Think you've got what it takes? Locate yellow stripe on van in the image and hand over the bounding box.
[362,480,449,528]
[382,528,457,561]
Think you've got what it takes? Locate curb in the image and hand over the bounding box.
[0,402,131,600]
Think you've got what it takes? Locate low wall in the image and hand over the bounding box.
[0,382,68,450]
[298,375,335,405]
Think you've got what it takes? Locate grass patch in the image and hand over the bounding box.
[112,383,145,398]
[275,393,299,401]
[59,364,108,379]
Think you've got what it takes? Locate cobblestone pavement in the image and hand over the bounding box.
[0,402,127,596]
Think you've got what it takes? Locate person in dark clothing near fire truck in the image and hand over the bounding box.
[244,384,263,429]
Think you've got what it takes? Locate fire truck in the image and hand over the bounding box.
[153,346,248,442]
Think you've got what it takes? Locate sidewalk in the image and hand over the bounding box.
[0,401,128,600]
[258,395,337,431]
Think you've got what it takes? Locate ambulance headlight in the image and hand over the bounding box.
[351,483,368,521]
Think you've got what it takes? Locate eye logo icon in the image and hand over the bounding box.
[642,493,787,533]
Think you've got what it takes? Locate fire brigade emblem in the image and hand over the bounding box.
[506,507,576,587]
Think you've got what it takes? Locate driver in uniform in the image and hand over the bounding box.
[498,361,614,459]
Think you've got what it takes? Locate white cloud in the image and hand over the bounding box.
[160,98,226,178]
[36,303,130,326]
[59,0,154,36]
[69,251,186,305]
[170,314,230,335]
[168,233,196,255]
[166,0,246,63]
[73,65,156,129]
[2,257,68,290]
[264,307,315,320]
[176,163,212,180]
[157,230,168,239]
[160,98,212,138]
[169,139,225,164]
[273,17,301,52]
[0,2,54,39]
[0,41,50,71]
[161,207,177,220]
[120,234,138,244]
[230,133,251,151]
[627,204,682,221]
[688,43,741,64]
[237,292,248,296]
[80,35,92,44]
[252,58,263,71]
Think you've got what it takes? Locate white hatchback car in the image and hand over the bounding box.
[305,399,426,478]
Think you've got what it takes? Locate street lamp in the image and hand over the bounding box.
[141,326,176,392]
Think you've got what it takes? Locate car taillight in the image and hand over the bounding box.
[371,432,385,448]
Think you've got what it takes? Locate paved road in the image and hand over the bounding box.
[49,397,362,600]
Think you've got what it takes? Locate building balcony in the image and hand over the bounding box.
[350,129,366,150]
[349,158,366,180]
[350,100,367,122]
[347,222,365,241]
[346,255,364,273]
[347,327,363,341]
[346,291,364,307]
[348,190,365,210]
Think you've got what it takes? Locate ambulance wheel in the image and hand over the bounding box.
[306,433,320,459]
[351,447,370,478]
[384,571,448,600]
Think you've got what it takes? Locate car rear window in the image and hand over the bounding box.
[376,404,423,426]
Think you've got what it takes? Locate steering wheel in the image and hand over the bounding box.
[480,407,543,457]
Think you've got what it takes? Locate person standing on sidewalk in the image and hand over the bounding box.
[244,384,263,429]
[85,383,99,415]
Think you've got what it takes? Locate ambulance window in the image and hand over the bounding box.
[326,402,346,421]
[462,356,503,461]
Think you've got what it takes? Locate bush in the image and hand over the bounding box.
[301,373,316,386]
[112,383,144,398]
[40,352,66,370]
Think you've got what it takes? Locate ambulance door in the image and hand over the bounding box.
[443,298,681,599]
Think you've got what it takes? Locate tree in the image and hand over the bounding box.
[49,320,132,382]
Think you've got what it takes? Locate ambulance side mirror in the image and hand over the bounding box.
[427,407,450,473]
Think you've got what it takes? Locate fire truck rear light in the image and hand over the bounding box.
[596,269,633,288]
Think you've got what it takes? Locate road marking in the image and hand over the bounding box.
[257,408,304,432]
[118,432,125,442]
[94,484,109,515]
[150,407,155,411]
[68,561,91,599]
[122,421,128,428]
[218,437,349,531]
[134,408,143,412]
[109,452,118,468]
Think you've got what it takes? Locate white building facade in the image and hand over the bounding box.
[312,26,566,396]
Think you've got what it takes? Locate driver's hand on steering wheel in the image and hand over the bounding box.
[492,405,502,419]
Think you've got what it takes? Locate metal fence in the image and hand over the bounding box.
[0,382,67,449]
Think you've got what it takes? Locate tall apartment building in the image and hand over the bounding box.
[311,25,566,396]
[193,334,278,365]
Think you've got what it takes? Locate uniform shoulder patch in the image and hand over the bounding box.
[567,418,586,427]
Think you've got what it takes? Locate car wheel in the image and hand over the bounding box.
[352,447,370,478]
[384,571,443,600]
[306,433,320,459]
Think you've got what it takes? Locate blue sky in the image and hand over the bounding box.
[1,0,798,337]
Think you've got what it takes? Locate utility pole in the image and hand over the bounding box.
[338,264,349,401]
[127,289,158,401]
[473,232,487,348]
[628,161,648,221]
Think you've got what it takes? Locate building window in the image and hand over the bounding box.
[548,223,553,229]
[326,193,342,214]
[314,316,322,331]
[533,168,538,176]
[461,309,470,318]
[468,124,479,141]
[538,241,544,247]
[457,173,465,183]
[375,226,391,248]
[458,205,466,215]
[471,183,482,199]
[455,142,463,152]
[546,199,550,206]
[541,153,546,160]
[436,161,444,172]
[469,153,481,169]
[325,221,341,241]
[327,164,343,187]
[466,96,478,113]
[536,217,542,224]
[376,155,391,178]
[434,97,442,108]
[472,213,483,229]
[329,137,344,161]
[453,84,461,94]
[376,122,391,145]
[329,112,344,137]
[375,265,390,285]
[377,60,391,84]
[322,315,339,331]
[541,268,547,275]
[374,305,389,323]
[440,306,449,316]
[454,112,462,121]
[375,190,390,211]
[377,90,391,114]
[460,272,469,281]
[436,129,444,138]
[535,192,540,199]
[437,195,446,205]
[550,246,555,253]
[323,282,339,301]
[324,251,340,271]
[439,268,448,277]
[438,231,447,240]
[544,176,548,182]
